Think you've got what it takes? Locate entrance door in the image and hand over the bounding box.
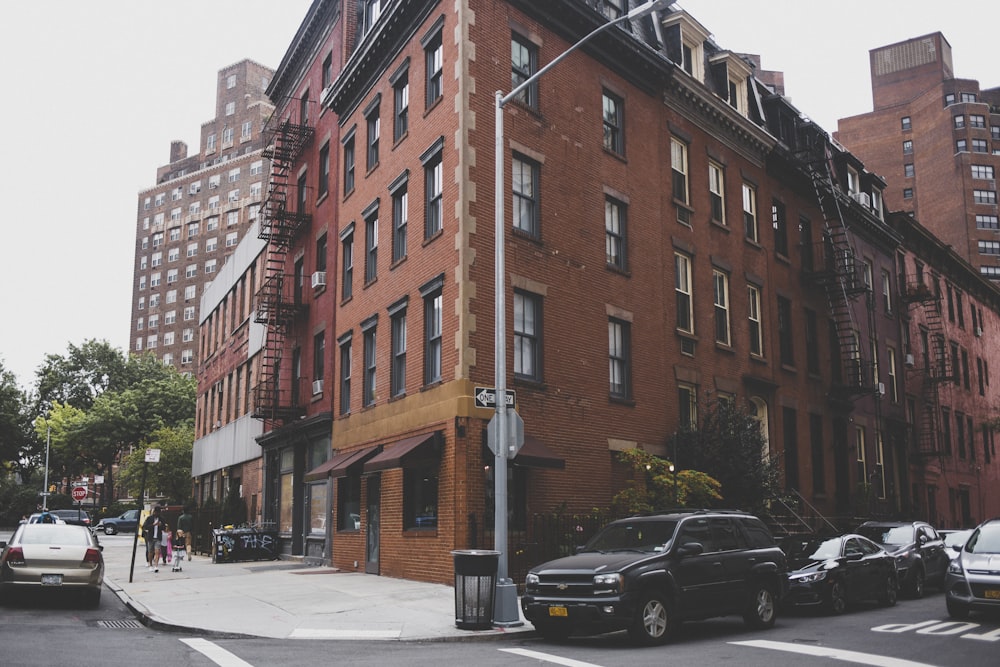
[365,473,380,574]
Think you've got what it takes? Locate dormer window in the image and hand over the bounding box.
[660,11,710,83]
[709,52,752,116]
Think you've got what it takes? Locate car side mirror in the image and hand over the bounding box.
[677,542,705,557]
[918,535,928,545]
[951,544,961,552]
[844,551,863,561]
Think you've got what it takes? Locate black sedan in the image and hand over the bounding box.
[856,521,949,598]
[783,534,898,614]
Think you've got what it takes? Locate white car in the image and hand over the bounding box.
[26,512,66,525]
[941,529,973,561]
[945,520,1000,618]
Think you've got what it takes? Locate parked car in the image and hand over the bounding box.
[95,509,140,535]
[945,518,1000,619]
[782,534,898,614]
[941,529,974,561]
[0,522,104,607]
[521,510,788,645]
[48,509,94,529]
[856,521,949,598]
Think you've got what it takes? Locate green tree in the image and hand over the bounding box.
[612,447,722,515]
[117,425,194,503]
[674,400,782,513]
[33,340,128,413]
[0,359,33,478]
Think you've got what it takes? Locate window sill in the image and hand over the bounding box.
[602,146,627,163]
[316,191,329,207]
[715,341,735,353]
[513,377,545,390]
[709,219,730,233]
[605,263,630,278]
[744,237,763,250]
[403,528,438,537]
[340,294,353,307]
[609,395,635,407]
[422,228,443,247]
[390,256,407,271]
[392,131,408,149]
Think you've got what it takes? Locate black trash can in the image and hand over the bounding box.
[451,549,500,630]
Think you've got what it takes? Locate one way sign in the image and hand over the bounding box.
[474,386,516,409]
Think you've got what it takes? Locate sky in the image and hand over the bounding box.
[1,0,997,390]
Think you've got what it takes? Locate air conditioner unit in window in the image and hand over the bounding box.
[311,271,326,289]
[905,353,915,367]
[321,85,333,101]
[877,382,886,395]
[312,379,324,395]
[851,191,871,207]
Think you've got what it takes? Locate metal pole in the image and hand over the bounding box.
[42,426,51,510]
[129,461,148,583]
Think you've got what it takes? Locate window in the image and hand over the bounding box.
[514,290,541,381]
[206,237,218,252]
[972,164,995,180]
[390,305,407,398]
[321,52,333,89]
[881,269,892,313]
[903,188,913,200]
[422,277,443,384]
[149,294,160,308]
[225,101,235,116]
[976,214,999,230]
[675,383,699,432]
[181,349,193,364]
[708,162,725,224]
[205,259,217,274]
[207,134,216,151]
[152,252,162,268]
[365,99,380,170]
[362,321,377,407]
[182,328,193,343]
[138,296,146,311]
[226,210,239,227]
[163,332,174,346]
[903,140,913,154]
[713,270,731,346]
[423,139,444,238]
[338,470,360,532]
[887,347,898,403]
[748,284,763,357]
[424,23,443,107]
[184,306,195,321]
[970,114,987,129]
[675,252,693,333]
[777,295,794,366]
[136,317,144,331]
[742,183,757,242]
[343,129,356,195]
[671,138,690,222]
[512,154,539,237]
[956,139,968,152]
[511,33,538,109]
[147,335,158,349]
[316,233,327,274]
[139,275,147,290]
[901,116,911,131]
[339,336,352,415]
[155,193,165,206]
[241,121,252,140]
[974,190,997,205]
[605,196,627,271]
[392,66,409,142]
[945,92,956,106]
[313,332,325,388]
[972,139,988,153]
[150,272,161,287]
[391,174,408,263]
[771,199,787,256]
[187,222,200,238]
[961,92,977,103]
[222,127,233,146]
[364,204,378,283]
[602,90,624,155]
[148,314,159,329]
[404,462,439,530]
[318,143,330,198]
[226,231,238,247]
[608,318,631,399]
[227,168,240,184]
[341,225,354,300]
[954,114,966,129]
[904,163,915,178]
[167,269,178,285]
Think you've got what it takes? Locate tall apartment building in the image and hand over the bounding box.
[130,60,275,373]
[837,33,1000,278]
[199,1,1000,584]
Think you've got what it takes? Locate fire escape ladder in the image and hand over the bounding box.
[252,102,314,423]
[902,277,946,457]
[802,150,869,400]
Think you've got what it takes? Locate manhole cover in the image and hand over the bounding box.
[98,619,145,629]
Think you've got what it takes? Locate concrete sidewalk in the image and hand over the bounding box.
[98,535,533,641]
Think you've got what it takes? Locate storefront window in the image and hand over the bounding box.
[309,483,327,534]
[280,473,293,532]
[338,474,361,530]
[403,463,439,529]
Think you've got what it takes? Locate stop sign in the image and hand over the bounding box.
[71,486,87,502]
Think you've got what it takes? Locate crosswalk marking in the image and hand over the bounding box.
[499,648,604,666]
[181,638,255,667]
[730,639,939,667]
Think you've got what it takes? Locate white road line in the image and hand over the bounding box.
[498,648,604,667]
[730,639,940,667]
[180,638,255,667]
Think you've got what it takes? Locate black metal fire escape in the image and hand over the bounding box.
[901,280,951,457]
[252,101,314,423]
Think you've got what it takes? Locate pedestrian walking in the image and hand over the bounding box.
[171,529,187,571]
[161,523,173,567]
[142,506,164,572]
[177,506,194,558]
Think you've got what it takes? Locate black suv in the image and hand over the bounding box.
[49,508,94,529]
[856,520,949,598]
[521,510,789,645]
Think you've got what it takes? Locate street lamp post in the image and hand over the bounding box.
[42,425,51,511]
[491,0,671,626]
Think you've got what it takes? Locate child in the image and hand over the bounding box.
[161,523,173,568]
[171,529,187,571]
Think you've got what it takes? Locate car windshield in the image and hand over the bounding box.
[18,525,92,546]
[857,525,914,546]
[585,520,677,553]
[784,537,842,561]
[944,530,972,548]
[965,524,1000,554]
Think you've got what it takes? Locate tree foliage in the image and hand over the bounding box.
[117,425,195,503]
[0,359,33,477]
[674,400,782,513]
[33,339,129,414]
[612,447,722,515]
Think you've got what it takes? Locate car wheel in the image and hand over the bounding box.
[946,597,970,620]
[825,580,848,615]
[628,592,673,646]
[743,584,777,629]
[83,588,101,609]
[908,568,925,599]
[878,572,898,607]
[104,525,117,535]
[533,621,572,641]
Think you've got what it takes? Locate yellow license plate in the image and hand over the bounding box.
[548,606,568,617]
[984,589,1000,600]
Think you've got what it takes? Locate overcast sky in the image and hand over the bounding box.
[1,1,997,390]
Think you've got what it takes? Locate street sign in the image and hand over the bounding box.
[71,486,87,502]
[474,386,515,409]
[486,410,525,458]
[145,448,161,463]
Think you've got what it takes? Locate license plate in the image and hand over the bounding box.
[985,589,1000,600]
[41,574,62,586]
[548,606,568,617]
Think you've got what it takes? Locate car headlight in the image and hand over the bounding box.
[525,573,539,587]
[593,572,623,593]
[948,560,963,575]
[790,571,827,583]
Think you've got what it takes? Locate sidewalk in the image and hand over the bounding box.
[98,535,534,641]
